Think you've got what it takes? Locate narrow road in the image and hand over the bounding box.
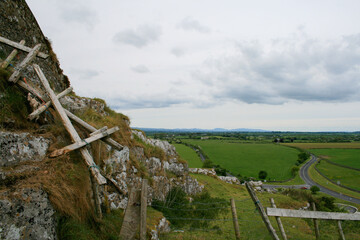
[300,154,360,205]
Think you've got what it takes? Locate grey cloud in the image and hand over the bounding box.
[60,6,98,30]
[192,33,360,105]
[171,47,186,57]
[70,69,99,79]
[131,65,150,73]
[177,17,210,33]
[113,25,162,48]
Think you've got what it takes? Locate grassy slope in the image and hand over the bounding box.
[162,174,360,240]
[184,140,299,181]
[173,143,203,168]
[316,160,360,191]
[310,148,360,169]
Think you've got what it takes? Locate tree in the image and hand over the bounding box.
[258,170,267,180]
[310,185,320,194]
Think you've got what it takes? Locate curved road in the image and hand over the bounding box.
[300,154,360,205]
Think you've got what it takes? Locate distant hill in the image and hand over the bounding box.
[135,127,269,133]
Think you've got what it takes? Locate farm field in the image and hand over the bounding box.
[283,142,360,149]
[173,143,203,168]
[310,148,360,169]
[316,160,360,191]
[183,140,299,181]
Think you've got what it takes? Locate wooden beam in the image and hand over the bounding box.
[1,40,25,69]
[270,198,287,240]
[140,179,148,240]
[312,202,320,239]
[337,221,345,240]
[246,183,280,240]
[119,188,141,240]
[90,126,108,136]
[267,208,360,221]
[0,36,48,58]
[64,109,124,151]
[231,198,241,240]
[28,86,73,120]
[33,64,106,185]
[9,44,42,83]
[90,172,102,219]
[49,126,119,157]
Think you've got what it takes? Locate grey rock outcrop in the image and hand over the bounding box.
[0,188,56,240]
[0,131,50,167]
[59,95,108,116]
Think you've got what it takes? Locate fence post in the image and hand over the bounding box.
[119,188,141,240]
[230,198,241,240]
[140,179,148,240]
[270,198,287,240]
[245,182,280,240]
[337,221,345,240]
[90,173,102,219]
[312,202,320,239]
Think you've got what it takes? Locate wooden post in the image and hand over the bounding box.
[231,198,241,240]
[140,179,148,240]
[33,64,106,185]
[90,173,102,219]
[245,182,280,240]
[119,188,141,240]
[28,86,73,120]
[1,40,25,69]
[9,44,42,83]
[0,36,48,58]
[270,198,287,240]
[312,202,320,239]
[337,221,345,240]
[49,126,119,157]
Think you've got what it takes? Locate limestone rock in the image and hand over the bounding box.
[189,168,217,176]
[218,176,241,185]
[132,130,177,156]
[0,131,50,167]
[0,188,56,240]
[59,95,108,116]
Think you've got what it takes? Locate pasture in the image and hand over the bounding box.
[316,160,360,192]
[283,142,360,149]
[173,143,203,168]
[310,148,360,169]
[183,140,299,181]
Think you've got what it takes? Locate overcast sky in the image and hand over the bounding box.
[27,0,360,131]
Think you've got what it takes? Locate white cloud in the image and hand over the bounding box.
[131,65,150,73]
[177,16,210,33]
[113,25,162,48]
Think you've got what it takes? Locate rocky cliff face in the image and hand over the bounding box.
[0,1,203,239]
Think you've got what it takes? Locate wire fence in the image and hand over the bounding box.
[154,197,269,240]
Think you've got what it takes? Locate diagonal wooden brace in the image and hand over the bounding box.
[0,36,48,58]
[9,44,42,83]
[33,63,106,185]
[50,126,119,157]
[28,86,73,120]
[1,40,25,69]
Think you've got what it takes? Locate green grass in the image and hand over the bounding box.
[160,174,360,239]
[308,160,360,200]
[283,142,360,149]
[316,160,360,191]
[183,140,299,181]
[310,148,360,169]
[173,144,203,168]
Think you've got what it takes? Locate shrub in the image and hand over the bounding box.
[258,170,267,180]
[310,185,320,194]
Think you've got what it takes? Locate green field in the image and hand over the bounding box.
[283,142,360,149]
[183,140,299,181]
[310,148,360,169]
[316,160,360,191]
[173,143,203,168]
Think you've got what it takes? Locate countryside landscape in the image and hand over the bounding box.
[1,0,360,240]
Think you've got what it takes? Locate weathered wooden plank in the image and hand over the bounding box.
[64,109,124,151]
[0,36,48,58]
[90,126,108,136]
[90,173,102,219]
[270,198,287,240]
[1,40,25,69]
[28,86,73,120]
[231,198,241,240]
[140,179,148,240]
[312,202,320,239]
[49,126,119,157]
[33,64,106,185]
[119,188,141,240]
[246,183,280,240]
[337,221,345,240]
[267,208,360,221]
[9,44,42,83]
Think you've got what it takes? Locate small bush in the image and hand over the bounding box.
[258,170,267,180]
[310,185,320,194]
